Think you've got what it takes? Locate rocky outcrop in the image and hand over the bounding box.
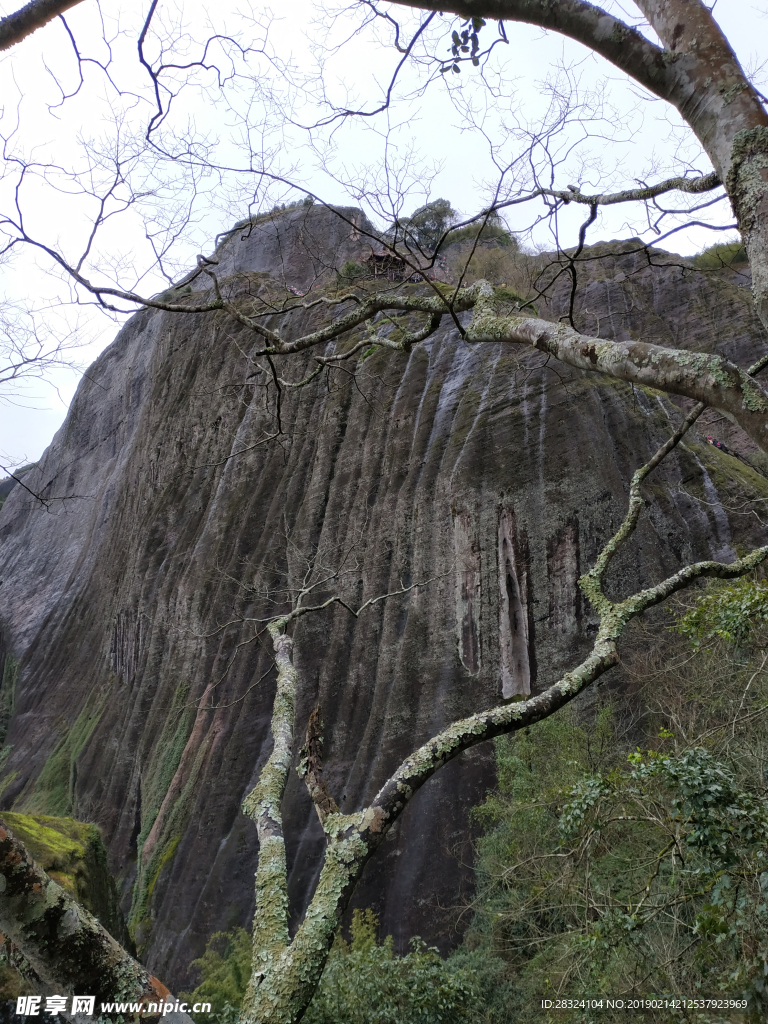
[0,205,766,989]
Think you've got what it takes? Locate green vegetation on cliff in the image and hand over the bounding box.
[691,241,749,271]
[17,689,106,817]
[129,682,198,950]
[0,656,16,737]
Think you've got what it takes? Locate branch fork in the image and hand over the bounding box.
[297,706,339,824]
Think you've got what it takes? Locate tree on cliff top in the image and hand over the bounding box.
[2,2,768,1022]
[397,199,457,252]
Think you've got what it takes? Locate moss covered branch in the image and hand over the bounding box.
[0,819,184,1022]
[465,286,768,450]
[240,622,295,1010]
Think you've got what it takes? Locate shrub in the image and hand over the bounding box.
[305,910,475,1024]
[182,928,251,1022]
[337,260,368,284]
[457,623,768,1023]
[185,910,475,1024]
[446,221,517,249]
[691,241,749,270]
[674,576,768,648]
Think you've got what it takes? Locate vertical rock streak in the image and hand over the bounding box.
[453,510,481,675]
[498,510,532,698]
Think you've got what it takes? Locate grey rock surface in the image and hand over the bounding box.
[0,205,766,989]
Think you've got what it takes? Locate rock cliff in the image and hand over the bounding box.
[0,205,766,989]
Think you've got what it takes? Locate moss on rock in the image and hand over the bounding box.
[128,684,197,950]
[0,655,17,746]
[0,811,133,998]
[16,690,106,817]
[0,811,132,947]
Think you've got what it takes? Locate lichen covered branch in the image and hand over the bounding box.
[582,401,706,611]
[522,171,721,209]
[0,820,178,1021]
[241,622,295,988]
[465,286,768,450]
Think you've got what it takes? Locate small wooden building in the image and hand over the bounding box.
[362,250,410,280]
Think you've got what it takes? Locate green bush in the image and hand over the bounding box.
[691,241,749,270]
[337,260,368,283]
[182,928,251,1022]
[446,221,518,249]
[674,576,768,648]
[399,199,458,251]
[455,655,768,1023]
[305,909,475,1024]
[184,910,475,1024]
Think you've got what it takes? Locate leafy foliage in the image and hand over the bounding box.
[675,576,768,648]
[304,910,475,1024]
[452,711,621,1022]
[182,928,251,1023]
[185,910,475,1024]
[446,219,517,250]
[337,260,368,284]
[400,199,457,252]
[691,241,749,270]
[440,16,487,74]
[558,748,768,1018]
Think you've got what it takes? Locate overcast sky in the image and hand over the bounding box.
[1,0,767,467]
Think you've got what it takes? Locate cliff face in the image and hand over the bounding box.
[0,206,766,988]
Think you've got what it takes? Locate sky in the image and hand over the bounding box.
[1,0,767,467]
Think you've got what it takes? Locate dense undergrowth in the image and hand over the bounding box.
[185,574,768,1023]
[182,911,476,1024]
